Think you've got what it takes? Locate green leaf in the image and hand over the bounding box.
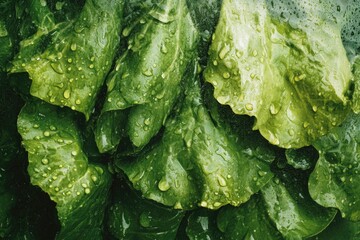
[116,67,274,210]
[217,194,283,240]
[285,146,318,170]
[351,57,360,113]
[108,179,185,240]
[96,0,199,150]
[310,213,360,240]
[12,0,124,119]
[204,0,352,148]
[309,112,360,221]
[185,209,223,240]
[17,100,112,239]
[0,20,12,70]
[261,167,337,239]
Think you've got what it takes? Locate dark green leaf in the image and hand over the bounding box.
[217,194,283,240]
[309,112,360,221]
[186,209,223,240]
[108,179,184,240]
[116,67,273,210]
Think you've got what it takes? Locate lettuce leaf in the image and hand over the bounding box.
[17,100,112,239]
[115,65,274,210]
[204,0,352,148]
[108,179,184,240]
[95,0,199,151]
[12,0,124,119]
[309,112,360,221]
[261,167,336,239]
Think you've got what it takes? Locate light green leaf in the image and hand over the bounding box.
[17,100,111,239]
[309,112,360,221]
[204,0,352,148]
[96,0,199,150]
[12,0,124,119]
[351,57,360,113]
[116,67,274,210]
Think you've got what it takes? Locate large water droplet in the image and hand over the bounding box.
[158,178,170,191]
[139,212,152,228]
[217,175,227,187]
[63,89,71,99]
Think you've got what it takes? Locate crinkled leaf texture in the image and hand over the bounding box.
[216,166,336,240]
[95,0,199,151]
[204,0,352,148]
[116,67,274,210]
[11,0,124,119]
[17,100,111,239]
[108,180,184,240]
[309,112,360,221]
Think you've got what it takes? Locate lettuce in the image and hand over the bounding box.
[204,0,353,148]
[1,0,360,239]
[17,100,111,239]
[95,0,199,151]
[11,0,124,119]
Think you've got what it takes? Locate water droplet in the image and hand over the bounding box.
[33,124,39,128]
[269,104,279,115]
[303,122,310,128]
[245,103,254,111]
[200,201,208,207]
[288,129,295,136]
[95,166,104,175]
[312,105,318,112]
[217,175,227,187]
[70,43,77,51]
[43,131,50,137]
[89,64,94,69]
[41,158,49,165]
[223,72,231,79]
[252,50,258,57]
[91,175,97,182]
[50,63,64,74]
[139,212,152,228]
[158,178,170,191]
[294,73,306,82]
[144,118,151,125]
[84,188,91,194]
[75,99,81,105]
[258,171,267,177]
[219,45,230,59]
[213,60,218,66]
[81,183,87,188]
[161,43,168,54]
[142,68,153,76]
[63,89,71,99]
